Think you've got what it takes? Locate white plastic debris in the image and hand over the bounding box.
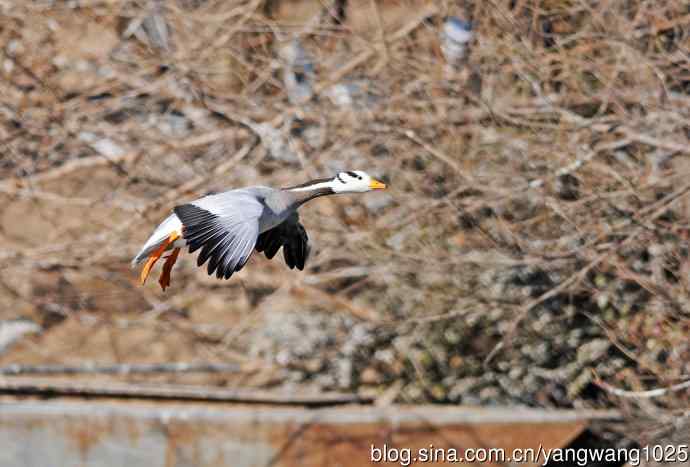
[0,320,41,355]
[324,80,380,109]
[325,83,355,107]
[79,132,126,158]
[92,139,126,158]
[141,4,170,51]
[124,0,170,51]
[441,17,473,69]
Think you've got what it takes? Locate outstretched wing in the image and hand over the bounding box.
[255,212,310,270]
[173,191,263,280]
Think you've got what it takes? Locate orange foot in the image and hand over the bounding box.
[158,247,180,291]
[140,231,180,286]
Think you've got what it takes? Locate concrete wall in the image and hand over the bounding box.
[0,400,618,467]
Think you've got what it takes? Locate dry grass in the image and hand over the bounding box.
[1,0,689,446]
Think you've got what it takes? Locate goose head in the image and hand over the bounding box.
[331,170,386,193]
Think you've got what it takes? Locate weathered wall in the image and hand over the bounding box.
[0,401,616,467]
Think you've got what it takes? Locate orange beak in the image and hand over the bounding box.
[369,179,387,190]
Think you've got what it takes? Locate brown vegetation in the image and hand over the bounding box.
[1,0,689,449]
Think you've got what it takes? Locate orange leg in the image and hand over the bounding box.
[158,247,180,291]
[139,231,180,286]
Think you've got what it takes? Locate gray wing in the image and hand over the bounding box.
[255,211,310,270]
[173,190,263,280]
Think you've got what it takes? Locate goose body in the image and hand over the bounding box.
[132,171,386,290]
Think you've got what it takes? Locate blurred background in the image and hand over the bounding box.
[1,0,689,460]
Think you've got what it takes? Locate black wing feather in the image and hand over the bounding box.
[174,203,258,280]
[174,204,220,255]
[255,212,310,271]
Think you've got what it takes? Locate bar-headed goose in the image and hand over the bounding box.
[132,171,387,290]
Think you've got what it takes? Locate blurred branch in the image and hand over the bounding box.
[314,4,437,94]
[0,362,245,376]
[487,182,690,365]
[403,129,466,180]
[291,284,381,323]
[143,136,258,211]
[594,373,690,399]
[0,376,373,405]
[0,151,140,195]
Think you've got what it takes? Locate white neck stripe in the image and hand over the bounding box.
[288,180,336,192]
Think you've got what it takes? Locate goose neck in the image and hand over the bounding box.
[283,178,336,208]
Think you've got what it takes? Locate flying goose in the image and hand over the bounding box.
[132,171,387,290]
